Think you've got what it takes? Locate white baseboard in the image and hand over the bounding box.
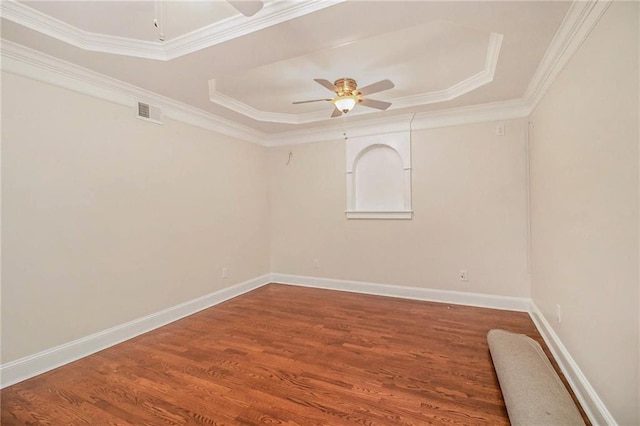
[269,273,531,312]
[0,274,270,389]
[529,301,617,426]
[1,272,615,426]
[271,273,615,425]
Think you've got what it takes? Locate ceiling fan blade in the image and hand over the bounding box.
[227,0,263,17]
[360,98,392,110]
[314,79,337,92]
[292,99,332,104]
[358,79,395,96]
[331,108,343,118]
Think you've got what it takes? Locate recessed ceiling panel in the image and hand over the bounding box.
[23,1,238,41]
[1,0,577,135]
[210,20,494,121]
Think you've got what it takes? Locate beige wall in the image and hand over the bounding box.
[2,4,638,422]
[269,119,530,297]
[1,72,271,363]
[529,2,639,424]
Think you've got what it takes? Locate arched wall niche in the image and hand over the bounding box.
[346,131,412,219]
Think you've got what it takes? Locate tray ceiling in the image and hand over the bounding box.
[1,1,585,139]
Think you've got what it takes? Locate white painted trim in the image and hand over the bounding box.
[269,273,530,312]
[208,32,503,124]
[265,99,530,146]
[0,0,160,58]
[0,274,271,389]
[529,301,617,426]
[0,271,617,425]
[208,83,306,124]
[164,0,344,60]
[345,211,413,220]
[0,39,531,147]
[0,40,265,145]
[391,32,503,110]
[269,273,616,423]
[345,131,413,219]
[0,0,611,146]
[0,0,345,61]
[523,0,612,112]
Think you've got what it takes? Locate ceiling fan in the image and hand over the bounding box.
[293,78,395,118]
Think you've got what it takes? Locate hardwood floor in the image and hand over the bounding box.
[2,284,588,425]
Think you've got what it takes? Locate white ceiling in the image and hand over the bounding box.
[1,0,588,140]
[21,1,241,42]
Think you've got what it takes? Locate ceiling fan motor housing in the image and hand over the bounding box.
[333,78,363,113]
[334,78,359,97]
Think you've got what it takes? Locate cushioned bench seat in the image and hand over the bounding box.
[487,329,585,425]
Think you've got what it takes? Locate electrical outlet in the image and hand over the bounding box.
[459,269,468,281]
[222,267,228,279]
[313,259,320,269]
[556,304,562,323]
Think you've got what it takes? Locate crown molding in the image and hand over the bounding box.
[207,0,612,129]
[208,80,348,125]
[0,40,265,145]
[263,98,530,147]
[523,0,612,111]
[391,32,503,110]
[0,38,529,147]
[0,0,345,61]
[165,0,345,60]
[1,0,164,59]
[208,32,503,124]
[0,0,613,148]
[208,82,304,124]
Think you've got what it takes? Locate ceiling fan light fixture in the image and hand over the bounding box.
[334,96,358,113]
[295,78,394,118]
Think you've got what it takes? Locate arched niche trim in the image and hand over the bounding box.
[346,131,412,219]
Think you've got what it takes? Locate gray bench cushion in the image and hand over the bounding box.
[487,329,585,425]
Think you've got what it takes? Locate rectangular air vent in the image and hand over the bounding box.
[136,101,163,125]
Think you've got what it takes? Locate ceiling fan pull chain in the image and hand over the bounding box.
[159,0,165,41]
[153,0,165,42]
[342,116,348,141]
[154,0,158,27]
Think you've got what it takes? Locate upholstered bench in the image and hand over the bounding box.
[487,329,585,425]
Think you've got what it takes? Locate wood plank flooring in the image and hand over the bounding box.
[1,284,588,425]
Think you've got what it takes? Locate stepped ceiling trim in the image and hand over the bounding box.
[523,0,612,111]
[0,0,345,61]
[0,0,611,146]
[0,40,265,144]
[208,32,503,124]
